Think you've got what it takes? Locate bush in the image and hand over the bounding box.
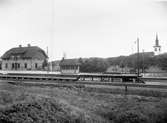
[115,111,149,123]
[0,97,107,123]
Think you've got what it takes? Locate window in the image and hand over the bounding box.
[24,63,27,68]
[12,63,14,69]
[5,63,8,69]
[35,63,38,69]
[18,64,20,68]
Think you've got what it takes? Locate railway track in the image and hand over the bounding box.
[5,79,167,89]
[0,72,143,83]
[0,72,167,89]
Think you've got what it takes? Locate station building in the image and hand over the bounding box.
[1,44,48,71]
[59,59,80,74]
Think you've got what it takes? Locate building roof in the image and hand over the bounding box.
[59,59,81,66]
[1,45,48,60]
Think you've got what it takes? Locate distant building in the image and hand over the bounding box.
[59,59,80,74]
[106,65,132,73]
[153,34,161,55]
[1,44,48,70]
[48,60,61,71]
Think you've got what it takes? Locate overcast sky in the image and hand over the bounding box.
[0,0,167,60]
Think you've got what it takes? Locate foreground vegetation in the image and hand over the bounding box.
[0,82,167,123]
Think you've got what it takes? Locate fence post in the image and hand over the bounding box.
[125,85,128,94]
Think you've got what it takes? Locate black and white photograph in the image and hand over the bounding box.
[0,0,167,122]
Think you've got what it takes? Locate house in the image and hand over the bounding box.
[59,59,80,74]
[1,44,48,71]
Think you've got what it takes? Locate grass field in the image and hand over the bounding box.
[0,81,167,123]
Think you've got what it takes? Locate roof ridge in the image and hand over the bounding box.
[1,46,48,60]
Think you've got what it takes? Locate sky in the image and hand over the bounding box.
[0,0,167,60]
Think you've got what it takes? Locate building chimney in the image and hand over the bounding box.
[27,44,31,47]
[19,45,22,48]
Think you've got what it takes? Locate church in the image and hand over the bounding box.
[153,34,161,55]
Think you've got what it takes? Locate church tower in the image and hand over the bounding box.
[153,34,161,55]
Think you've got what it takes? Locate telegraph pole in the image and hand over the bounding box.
[46,46,50,72]
[47,46,48,56]
[142,49,144,74]
[137,38,140,82]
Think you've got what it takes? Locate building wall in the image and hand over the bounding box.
[51,65,60,71]
[154,47,161,56]
[60,66,80,74]
[1,59,45,71]
[48,62,60,71]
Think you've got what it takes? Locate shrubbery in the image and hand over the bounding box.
[0,92,107,123]
[0,85,167,123]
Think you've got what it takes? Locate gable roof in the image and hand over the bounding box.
[59,59,81,66]
[1,46,48,60]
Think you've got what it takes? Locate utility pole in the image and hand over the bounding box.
[47,46,48,57]
[46,46,50,72]
[137,38,140,82]
[142,49,144,74]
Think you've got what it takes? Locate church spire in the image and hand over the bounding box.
[155,33,159,46]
